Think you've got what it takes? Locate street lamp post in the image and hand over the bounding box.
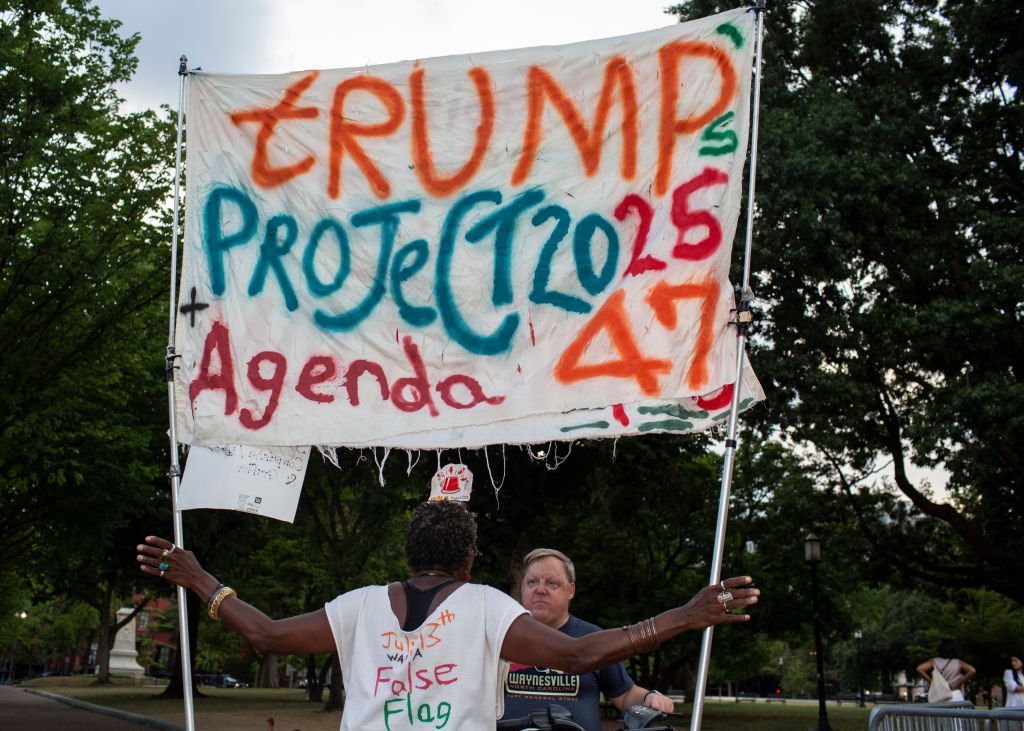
[805,533,833,731]
[854,629,865,707]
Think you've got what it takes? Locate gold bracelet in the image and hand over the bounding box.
[624,619,661,654]
[644,618,661,652]
[208,586,237,621]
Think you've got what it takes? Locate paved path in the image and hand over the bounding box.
[0,685,183,731]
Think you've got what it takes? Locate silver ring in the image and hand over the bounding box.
[160,570,166,577]
[717,591,734,604]
[161,549,169,558]
[720,581,726,592]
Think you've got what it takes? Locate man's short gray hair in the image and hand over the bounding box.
[522,547,576,584]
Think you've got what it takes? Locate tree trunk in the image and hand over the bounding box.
[94,584,113,684]
[324,653,343,711]
[79,628,95,673]
[161,590,203,699]
[258,652,279,688]
[307,654,324,702]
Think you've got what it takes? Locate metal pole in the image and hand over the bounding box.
[855,630,865,708]
[689,4,767,729]
[165,54,196,731]
[810,562,832,731]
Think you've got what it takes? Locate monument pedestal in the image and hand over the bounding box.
[98,606,146,679]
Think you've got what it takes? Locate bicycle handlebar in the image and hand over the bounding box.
[497,705,586,731]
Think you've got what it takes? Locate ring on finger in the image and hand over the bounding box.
[161,548,169,558]
[717,590,734,604]
[160,570,165,577]
[159,562,169,572]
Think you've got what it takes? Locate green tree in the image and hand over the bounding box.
[0,0,175,678]
[668,0,1024,602]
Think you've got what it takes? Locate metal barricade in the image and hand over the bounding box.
[868,701,1024,731]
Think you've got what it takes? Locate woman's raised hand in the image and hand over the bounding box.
[136,535,208,593]
[679,575,759,629]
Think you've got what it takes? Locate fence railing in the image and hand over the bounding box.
[868,701,1024,731]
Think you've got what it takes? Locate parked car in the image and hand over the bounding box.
[197,673,248,688]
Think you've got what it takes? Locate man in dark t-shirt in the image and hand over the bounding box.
[501,548,675,731]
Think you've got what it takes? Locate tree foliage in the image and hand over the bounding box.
[668,0,1024,602]
[4,0,1022,706]
[0,0,175,673]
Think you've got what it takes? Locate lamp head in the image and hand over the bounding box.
[804,533,822,563]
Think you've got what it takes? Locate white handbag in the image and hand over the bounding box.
[928,662,953,703]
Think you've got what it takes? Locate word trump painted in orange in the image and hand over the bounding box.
[225,30,745,202]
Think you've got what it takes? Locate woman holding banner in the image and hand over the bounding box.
[139,499,757,730]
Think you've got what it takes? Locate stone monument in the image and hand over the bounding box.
[99,606,146,679]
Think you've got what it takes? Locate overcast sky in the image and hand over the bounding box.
[95,0,682,112]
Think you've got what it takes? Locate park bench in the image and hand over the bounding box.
[735,692,758,702]
[764,694,787,703]
[835,692,862,705]
[868,700,1024,730]
[666,688,686,704]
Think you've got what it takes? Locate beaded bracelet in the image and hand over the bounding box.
[207,586,237,621]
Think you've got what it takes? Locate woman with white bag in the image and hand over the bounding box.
[917,639,977,703]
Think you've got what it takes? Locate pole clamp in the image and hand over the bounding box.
[730,287,756,336]
[165,346,181,382]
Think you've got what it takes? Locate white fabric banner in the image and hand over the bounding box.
[175,7,763,448]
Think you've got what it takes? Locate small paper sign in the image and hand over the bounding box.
[429,464,473,502]
[179,444,311,522]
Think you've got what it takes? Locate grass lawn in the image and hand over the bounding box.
[22,676,873,730]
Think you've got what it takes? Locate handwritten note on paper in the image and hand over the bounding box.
[178,444,311,522]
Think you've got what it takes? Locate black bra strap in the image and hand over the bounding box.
[401,579,457,631]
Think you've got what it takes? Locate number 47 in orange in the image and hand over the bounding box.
[554,277,720,396]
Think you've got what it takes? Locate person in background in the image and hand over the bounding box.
[916,639,977,702]
[1005,654,1024,714]
[139,500,758,731]
[501,548,677,731]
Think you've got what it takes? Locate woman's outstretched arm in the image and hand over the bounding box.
[137,535,336,655]
[500,575,759,673]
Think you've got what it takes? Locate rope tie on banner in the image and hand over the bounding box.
[373,447,391,486]
[483,443,507,496]
[405,449,421,476]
